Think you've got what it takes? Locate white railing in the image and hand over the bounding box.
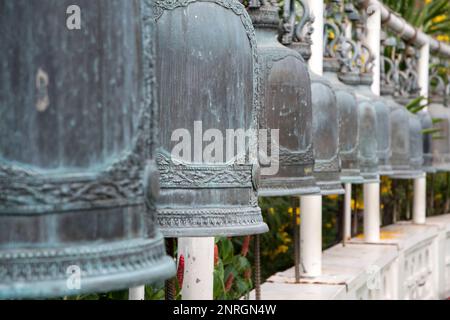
[248,214,450,300]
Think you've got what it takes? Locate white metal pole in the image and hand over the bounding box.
[300,195,322,277]
[363,183,381,242]
[413,173,426,224]
[344,183,352,240]
[418,42,430,100]
[306,0,324,76]
[178,237,214,300]
[362,2,381,243]
[366,2,381,96]
[413,42,430,225]
[128,286,145,300]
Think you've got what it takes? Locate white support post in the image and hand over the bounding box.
[413,173,427,224]
[178,237,214,300]
[366,2,381,96]
[418,42,430,100]
[344,183,352,240]
[362,2,381,242]
[306,0,324,76]
[364,183,381,242]
[300,195,322,277]
[413,42,430,224]
[128,286,145,300]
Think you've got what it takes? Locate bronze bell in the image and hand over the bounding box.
[0,0,175,298]
[323,19,364,184]
[310,76,345,195]
[429,104,450,171]
[374,100,394,175]
[380,39,420,178]
[290,0,343,195]
[153,0,268,237]
[388,101,419,177]
[428,73,450,172]
[390,110,424,179]
[418,110,436,173]
[323,2,382,183]
[357,100,380,182]
[408,113,425,175]
[246,1,319,197]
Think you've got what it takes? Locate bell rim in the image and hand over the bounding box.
[257,185,321,197]
[158,222,269,238]
[0,233,175,299]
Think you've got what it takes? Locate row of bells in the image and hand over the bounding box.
[1,0,449,299]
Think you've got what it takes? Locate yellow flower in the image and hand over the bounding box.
[325,223,332,229]
[268,207,275,215]
[432,15,446,24]
[327,194,338,200]
[328,30,335,40]
[288,207,293,215]
[436,35,450,43]
[296,207,300,215]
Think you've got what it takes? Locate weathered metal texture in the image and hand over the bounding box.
[418,110,436,173]
[408,113,424,173]
[335,88,364,183]
[154,0,268,236]
[427,66,450,172]
[0,0,175,299]
[323,73,364,184]
[373,100,394,175]
[357,100,380,183]
[428,103,450,172]
[310,75,345,195]
[248,2,319,197]
[390,111,424,179]
[388,101,420,178]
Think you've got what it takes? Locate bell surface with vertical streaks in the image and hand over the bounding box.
[153,0,268,237]
[0,0,175,299]
[247,1,319,197]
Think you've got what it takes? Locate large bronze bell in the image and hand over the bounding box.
[289,0,343,195]
[388,101,420,177]
[0,0,175,298]
[408,113,425,174]
[380,39,421,178]
[428,73,450,172]
[418,110,436,173]
[390,111,424,179]
[247,1,319,197]
[153,0,268,236]
[310,76,345,195]
[374,100,394,175]
[323,2,382,183]
[323,18,363,184]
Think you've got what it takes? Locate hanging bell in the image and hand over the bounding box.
[291,0,344,195]
[408,113,425,174]
[417,110,436,173]
[428,73,450,172]
[0,0,175,299]
[380,40,420,178]
[373,100,394,175]
[153,0,268,237]
[388,101,419,177]
[310,76,345,195]
[323,20,364,184]
[247,1,319,197]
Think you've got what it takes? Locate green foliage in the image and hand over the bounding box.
[214,237,253,300]
[382,0,450,38]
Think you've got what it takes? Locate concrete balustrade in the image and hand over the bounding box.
[247,214,450,300]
